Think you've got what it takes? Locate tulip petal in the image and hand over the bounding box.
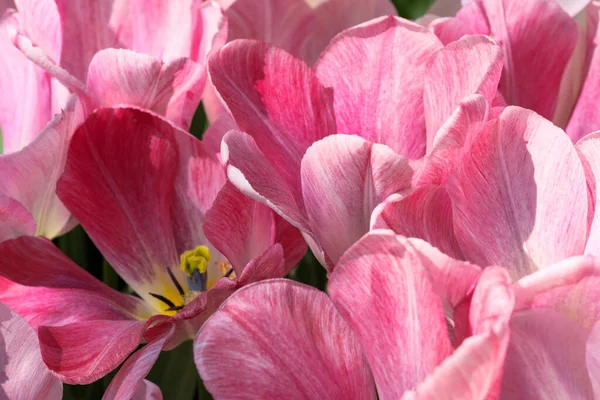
[203,182,275,275]
[195,280,376,400]
[301,135,412,265]
[102,324,174,400]
[235,244,286,286]
[423,34,502,149]
[0,195,35,241]
[86,49,206,129]
[208,39,336,201]
[586,320,600,397]
[328,231,453,399]
[457,0,578,120]
[371,186,464,260]
[316,16,442,158]
[57,107,184,308]
[500,309,594,399]
[0,101,82,239]
[132,380,162,400]
[0,302,62,400]
[576,132,600,256]
[0,13,52,154]
[447,107,588,279]
[13,0,61,63]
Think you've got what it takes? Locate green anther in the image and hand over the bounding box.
[180,245,211,278]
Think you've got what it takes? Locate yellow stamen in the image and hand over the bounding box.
[180,245,211,278]
[217,261,236,280]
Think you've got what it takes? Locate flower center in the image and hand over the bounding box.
[180,245,211,291]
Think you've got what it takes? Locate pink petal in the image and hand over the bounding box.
[235,244,286,286]
[315,16,443,158]
[273,214,308,271]
[301,134,413,265]
[195,280,376,400]
[39,319,147,384]
[203,182,275,275]
[469,267,515,336]
[371,186,464,260]
[56,107,183,305]
[402,322,509,400]
[0,13,52,154]
[457,0,578,120]
[0,100,83,239]
[577,132,600,256]
[132,380,163,400]
[423,34,502,149]
[86,49,206,130]
[500,309,594,399]
[447,106,588,279]
[0,195,36,241]
[0,0,14,14]
[12,0,62,64]
[586,320,600,397]
[0,302,62,400]
[328,231,453,399]
[208,39,336,201]
[102,324,174,400]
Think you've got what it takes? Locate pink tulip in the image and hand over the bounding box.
[208,16,503,269]
[0,0,226,240]
[427,0,600,141]
[0,107,305,397]
[195,231,600,399]
[194,231,514,400]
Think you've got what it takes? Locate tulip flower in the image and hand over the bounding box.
[0,107,305,398]
[196,231,600,399]
[426,0,600,141]
[208,15,503,268]
[0,0,226,241]
[194,231,515,399]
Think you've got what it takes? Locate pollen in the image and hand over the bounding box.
[180,245,211,292]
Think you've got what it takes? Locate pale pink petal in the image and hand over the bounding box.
[371,186,464,260]
[586,320,600,397]
[0,99,83,239]
[402,322,509,400]
[500,309,594,399]
[39,319,147,384]
[0,195,35,241]
[328,231,453,399]
[423,34,502,149]
[86,49,206,130]
[315,16,442,158]
[469,267,515,336]
[457,0,578,120]
[56,107,184,307]
[195,280,376,400]
[418,94,489,185]
[0,302,62,400]
[557,0,591,17]
[102,324,174,400]
[208,39,336,201]
[428,17,475,46]
[0,13,52,154]
[577,132,600,256]
[301,135,413,265]
[13,0,61,63]
[203,182,275,275]
[132,380,162,400]
[447,106,588,279]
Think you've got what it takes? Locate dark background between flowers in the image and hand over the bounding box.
[42,0,435,398]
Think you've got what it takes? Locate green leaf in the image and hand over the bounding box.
[189,103,209,140]
[392,0,434,19]
[0,125,4,154]
[288,249,327,291]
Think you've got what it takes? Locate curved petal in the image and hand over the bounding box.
[0,302,62,400]
[315,16,442,158]
[0,101,83,239]
[500,309,594,399]
[371,186,464,260]
[301,134,413,265]
[0,13,52,154]
[86,49,206,130]
[208,39,337,202]
[328,231,453,399]
[56,107,183,309]
[423,34,502,149]
[194,279,376,400]
[132,379,162,400]
[457,0,578,120]
[586,320,600,397]
[447,106,588,279]
[102,324,174,400]
[235,244,286,286]
[0,195,36,241]
[576,132,600,256]
[12,0,61,64]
